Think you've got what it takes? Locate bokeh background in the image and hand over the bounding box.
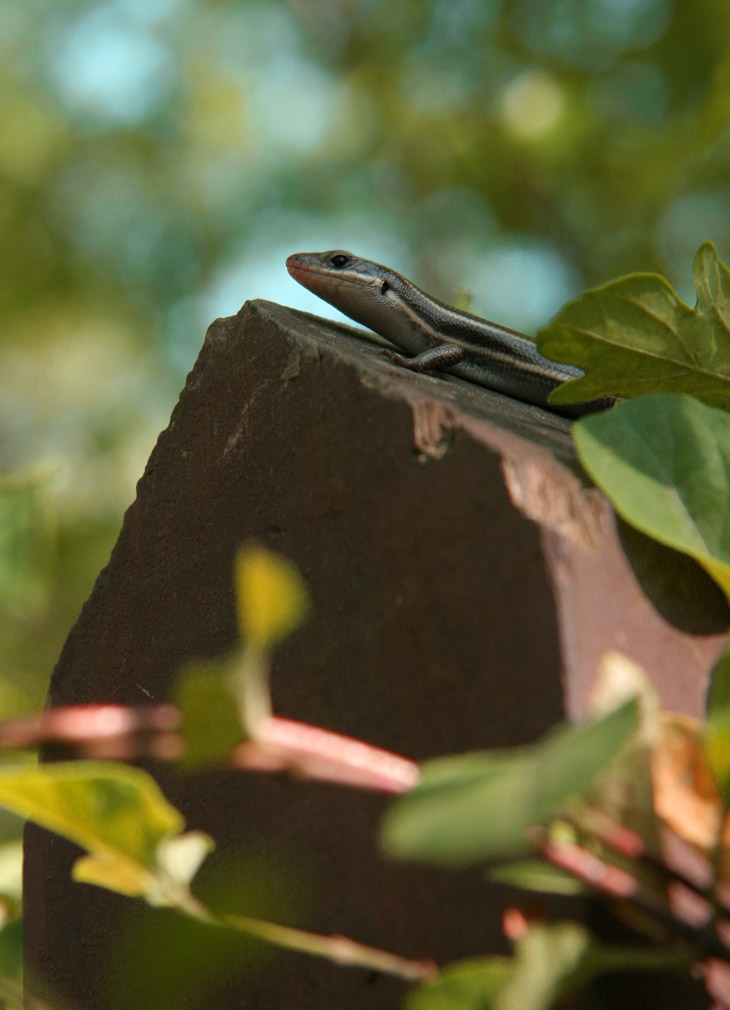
[2,0,730,712]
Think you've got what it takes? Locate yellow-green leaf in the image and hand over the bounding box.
[0,763,183,865]
[234,544,309,647]
[73,851,153,897]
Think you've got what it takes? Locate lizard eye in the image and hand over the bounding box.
[330,254,350,269]
[380,280,390,295]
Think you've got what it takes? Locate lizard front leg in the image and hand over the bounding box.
[381,343,465,373]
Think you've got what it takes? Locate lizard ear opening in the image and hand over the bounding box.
[380,280,390,295]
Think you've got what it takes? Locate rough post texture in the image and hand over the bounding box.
[24,301,727,1009]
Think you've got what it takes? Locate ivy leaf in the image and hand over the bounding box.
[538,242,730,409]
[573,394,730,599]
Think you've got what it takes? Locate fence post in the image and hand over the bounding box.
[23,300,726,1009]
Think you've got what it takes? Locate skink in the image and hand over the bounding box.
[286,249,607,417]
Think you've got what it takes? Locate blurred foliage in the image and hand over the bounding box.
[381,698,638,864]
[3,0,730,709]
[233,542,309,648]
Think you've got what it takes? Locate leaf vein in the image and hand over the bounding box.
[558,326,730,383]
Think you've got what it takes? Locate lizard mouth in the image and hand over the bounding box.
[285,253,310,276]
[286,254,376,292]
[285,254,330,284]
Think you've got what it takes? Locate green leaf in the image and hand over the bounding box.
[406,924,686,1010]
[405,957,512,1010]
[538,242,730,409]
[0,763,187,898]
[498,922,591,1010]
[0,763,182,862]
[705,648,730,806]
[489,860,586,896]
[381,700,637,865]
[76,830,214,904]
[499,923,688,1010]
[573,393,730,598]
[0,918,22,991]
[173,658,246,766]
[707,648,730,718]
